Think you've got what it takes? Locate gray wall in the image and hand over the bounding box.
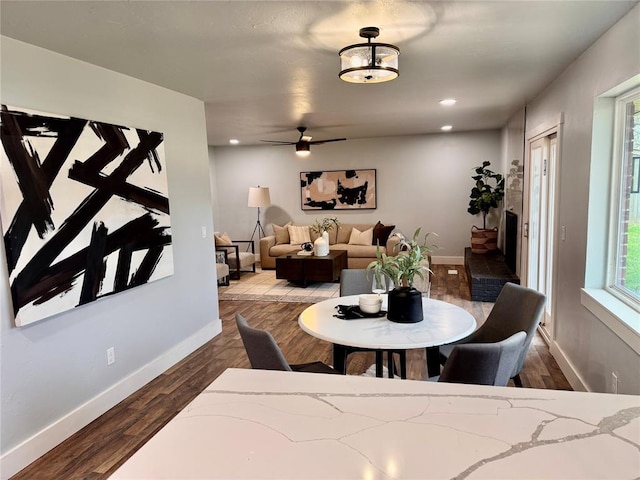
[211,131,502,262]
[503,5,640,393]
[0,37,221,470]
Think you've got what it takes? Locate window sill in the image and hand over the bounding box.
[581,288,640,355]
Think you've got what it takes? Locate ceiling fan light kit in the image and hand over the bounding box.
[339,26,399,84]
[295,142,310,157]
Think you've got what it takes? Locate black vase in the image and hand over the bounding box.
[387,287,423,323]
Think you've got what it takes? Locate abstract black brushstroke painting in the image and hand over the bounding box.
[300,169,376,210]
[0,105,173,326]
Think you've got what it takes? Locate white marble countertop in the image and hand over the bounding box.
[111,368,640,479]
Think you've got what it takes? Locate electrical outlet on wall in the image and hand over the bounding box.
[107,347,116,366]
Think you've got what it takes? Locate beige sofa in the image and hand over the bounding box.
[259,222,400,269]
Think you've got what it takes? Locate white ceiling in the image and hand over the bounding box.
[1,1,637,146]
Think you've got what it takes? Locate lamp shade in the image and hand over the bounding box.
[248,186,271,208]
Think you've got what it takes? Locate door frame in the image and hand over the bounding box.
[522,113,563,343]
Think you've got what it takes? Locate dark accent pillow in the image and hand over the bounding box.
[372,221,395,246]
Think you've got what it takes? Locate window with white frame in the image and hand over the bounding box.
[609,86,640,308]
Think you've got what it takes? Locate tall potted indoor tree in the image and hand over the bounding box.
[366,229,433,323]
[467,161,505,254]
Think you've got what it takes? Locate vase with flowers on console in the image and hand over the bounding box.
[310,217,338,257]
[366,229,434,323]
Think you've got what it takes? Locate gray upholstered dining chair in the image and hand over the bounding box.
[235,314,339,374]
[340,269,386,297]
[439,282,546,386]
[437,331,526,386]
[338,269,406,378]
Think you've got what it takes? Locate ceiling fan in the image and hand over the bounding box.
[261,127,347,157]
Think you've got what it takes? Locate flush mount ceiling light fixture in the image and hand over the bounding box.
[339,26,399,84]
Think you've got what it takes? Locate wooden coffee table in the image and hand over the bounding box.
[275,250,347,287]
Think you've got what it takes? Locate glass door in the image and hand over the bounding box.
[525,134,557,338]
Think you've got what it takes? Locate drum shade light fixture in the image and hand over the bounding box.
[339,26,399,84]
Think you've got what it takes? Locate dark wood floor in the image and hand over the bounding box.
[11,265,571,479]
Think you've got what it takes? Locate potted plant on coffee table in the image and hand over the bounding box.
[467,161,505,254]
[366,229,434,323]
[310,217,339,256]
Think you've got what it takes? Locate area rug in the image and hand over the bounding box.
[217,268,340,304]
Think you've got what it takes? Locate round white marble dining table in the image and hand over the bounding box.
[298,295,477,377]
[299,295,476,350]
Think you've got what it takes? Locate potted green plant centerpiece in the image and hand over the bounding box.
[310,217,339,256]
[366,229,433,323]
[467,161,505,254]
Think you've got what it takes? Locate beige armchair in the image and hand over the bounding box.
[216,240,256,280]
[215,251,230,286]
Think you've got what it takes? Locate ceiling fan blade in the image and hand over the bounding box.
[260,140,297,145]
[262,127,346,148]
[309,138,347,145]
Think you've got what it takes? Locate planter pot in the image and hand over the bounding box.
[387,287,423,323]
[470,226,498,254]
[314,231,329,256]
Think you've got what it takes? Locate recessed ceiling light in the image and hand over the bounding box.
[229,139,240,145]
[439,99,457,106]
[441,125,453,131]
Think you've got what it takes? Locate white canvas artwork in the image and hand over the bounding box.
[0,105,173,326]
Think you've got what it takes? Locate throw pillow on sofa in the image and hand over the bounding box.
[273,222,292,245]
[337,224,373,244]
[348,227,373,246]
[372,221,395,246]
[287,225,311,244]
[214,232,234,253]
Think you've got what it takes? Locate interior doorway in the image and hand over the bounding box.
[522,125,560,342]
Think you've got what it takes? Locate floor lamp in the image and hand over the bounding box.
[248,186,271,244]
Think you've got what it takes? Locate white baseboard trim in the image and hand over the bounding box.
[431,255,464,265]
[549,341,589,392]
[0,321,222,480]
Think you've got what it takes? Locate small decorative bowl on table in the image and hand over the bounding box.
[359,294,383,314]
